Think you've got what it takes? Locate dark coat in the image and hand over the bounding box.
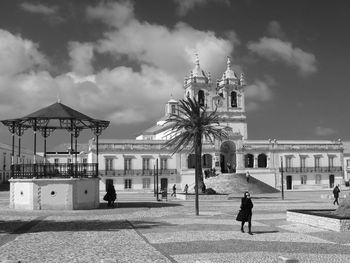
[236,197,253,222]
[104,186,116,202]
[333,186,340,198]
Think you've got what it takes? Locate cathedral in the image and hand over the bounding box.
[87,57,345,193]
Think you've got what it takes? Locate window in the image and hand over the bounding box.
[244,154,254,168]
[105,158,114,171]
[315,174,321,184]
[202,154,212,168]
[54,158,59,166]
[198,90,205,106]
[124,158,132,171]
[188,154,196,168]
[328,156,334,168]
[160,158,167,170]
[67,158,72,164]
[285,156,292,168]
[314,156,320,168]
[301,175,307,184]
[347,160,350,167]
[257,154,267,168]
[3,152,6,169]
[171,105,176,114]
[83,158,87,164]
[300,156,306,168]
[231,91,237,107]
[124,179,132,189]
[142,178,151,189]
[143,158,150,170]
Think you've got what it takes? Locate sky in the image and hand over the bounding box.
[0,0,349,150]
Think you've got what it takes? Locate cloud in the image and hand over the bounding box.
[86,1,236,80]
[266,21,286,39]
[315,126,337,136]
[68,42,94,76]
[19,2,64,24]
[173,0,229,16]
[244,79,274,111]
[0,29,49,76]
[247,37,317,76]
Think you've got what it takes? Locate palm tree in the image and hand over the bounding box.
[164,97,228,215]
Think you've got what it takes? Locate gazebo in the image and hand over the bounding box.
[1,101,109,210]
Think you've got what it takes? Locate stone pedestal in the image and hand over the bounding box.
[9,177,100,210]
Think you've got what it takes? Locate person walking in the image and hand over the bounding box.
[246,171,250,183]
[236,191,254,235]
[333,184,340,205]
[171,184,177,197]
[184,184,188,195]
[104,184,117,208]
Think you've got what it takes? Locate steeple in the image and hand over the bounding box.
[184,53,210,86]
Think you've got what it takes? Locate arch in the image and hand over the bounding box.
[187,154,196,169]
[202,154,212,168]
[257,153,267,168]
[231,91,237,107]
[244,154,254,168]
[220,141,236,173]
[198,90,205,106]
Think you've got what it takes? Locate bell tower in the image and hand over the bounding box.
[183,54,214,109]
[214,57,248,139]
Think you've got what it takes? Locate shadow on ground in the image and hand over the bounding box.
[100,202,182,209]
[0,219,175,235]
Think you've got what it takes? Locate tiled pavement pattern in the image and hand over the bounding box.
[0,190,349,262]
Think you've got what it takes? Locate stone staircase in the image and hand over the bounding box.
[204,173,280,195]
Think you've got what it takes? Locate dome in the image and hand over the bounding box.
[191,54,207,78]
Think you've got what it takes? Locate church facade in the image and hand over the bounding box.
[87,57,345,192]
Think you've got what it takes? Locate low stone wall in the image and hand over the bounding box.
[287,210,350,232]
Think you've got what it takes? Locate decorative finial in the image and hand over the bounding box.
[240,72,245,86]
[195,53,200,67]
[227,56,231,70]
[57,93,61,103]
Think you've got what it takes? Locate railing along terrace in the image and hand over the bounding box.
[102,169,177,176]
[280,166,342,173]
[11,163,98,179]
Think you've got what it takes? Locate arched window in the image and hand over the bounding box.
[231,91,237,107]
[257,153,267,168]
[187,154,196,168]
[202,154,212,168]
[244,154,254,168]
[198,90,205,106]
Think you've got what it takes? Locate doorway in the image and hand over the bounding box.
[329,174,334,188]
[220,141,236,173]
[286,175,292,190]
[160,178,168,191]
[105,179,113,192]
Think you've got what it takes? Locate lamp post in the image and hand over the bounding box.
[280,156,284,200]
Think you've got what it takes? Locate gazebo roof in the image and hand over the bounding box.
[1,101,109,136]
[24,102,94,120]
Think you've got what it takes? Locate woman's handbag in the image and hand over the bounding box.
[236,210,244,221]
[103,194,108,201]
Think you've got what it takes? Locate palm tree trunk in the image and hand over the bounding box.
[194,134,202,216]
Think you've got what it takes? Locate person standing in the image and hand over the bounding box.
[104,184,117,208]
[333,184,340,205]
[171,184,177,197]
[236,191,254,235]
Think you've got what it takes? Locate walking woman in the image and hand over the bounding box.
[104,184,117,208]
[236,191,253,235]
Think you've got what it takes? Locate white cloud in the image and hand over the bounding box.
[20,2,57,15]
[173,0,229,16]
[20,2,64,24]
[244,79,274,111]
[267,21,286,39]
[0,29,49,76]
[315,126,337,136]
[86,1,236,80]
[68,42,94,76]
[248,37,317,76]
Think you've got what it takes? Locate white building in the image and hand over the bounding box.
[86,57,344,192]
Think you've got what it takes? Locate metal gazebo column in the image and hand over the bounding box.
[15,124,27,177]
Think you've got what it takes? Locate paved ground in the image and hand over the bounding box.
[0,189,349,263]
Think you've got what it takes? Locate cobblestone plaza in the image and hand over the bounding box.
[0,190,349,263]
